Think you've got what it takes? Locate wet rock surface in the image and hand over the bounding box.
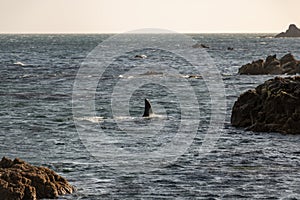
[231,76,300,134]
[238,53,300,75]
[0,157,75,200]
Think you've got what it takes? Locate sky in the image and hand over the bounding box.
[0,0,299,33]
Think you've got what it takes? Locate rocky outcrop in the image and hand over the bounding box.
[275,24,300,38]
[238,53,300,75]
[231,76,300,134]
[0,157,75,200]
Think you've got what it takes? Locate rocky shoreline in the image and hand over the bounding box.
[0,157,75,200]
[233,23,300,134]
[231,76,300,134]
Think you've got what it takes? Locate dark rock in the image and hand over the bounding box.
[134,54,147,59]
[280,53,296,65]
[227,47,234,50]
[187,74,202,79]
[231,76,300,134]
[238,59,265,75]
[192,43,209,48]
[238,53,300,75]
[0,157,75,200]
[275,24,300,38]
[264,60,282,74]
[265,55,277,66]
[282,61,297,74]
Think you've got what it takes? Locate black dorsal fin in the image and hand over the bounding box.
[143,98,153,117]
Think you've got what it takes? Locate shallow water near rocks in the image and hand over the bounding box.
[0,34,300,199]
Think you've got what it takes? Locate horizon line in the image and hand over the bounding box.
[0,31,278,35]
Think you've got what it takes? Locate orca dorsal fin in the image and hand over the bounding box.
[143,98,153,117]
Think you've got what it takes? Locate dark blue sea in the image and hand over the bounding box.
[1,33,300,199]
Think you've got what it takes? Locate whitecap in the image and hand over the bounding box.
[77,116,104,123]
[13,61,26,67]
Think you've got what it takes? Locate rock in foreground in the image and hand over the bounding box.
[275,24,300,38]
[0,157,75,200]
[238,53,300,75]
[231,76,300,134]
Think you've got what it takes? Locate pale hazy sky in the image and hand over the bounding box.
[0,0,299,33]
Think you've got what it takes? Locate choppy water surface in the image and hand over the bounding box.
[1,34,300,199]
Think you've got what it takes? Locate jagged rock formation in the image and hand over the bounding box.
[0,157,75,200]
[231,76,300,134]
[238,53,300,75]
[275,24,300,38]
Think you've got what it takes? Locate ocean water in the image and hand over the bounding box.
[1,33,300,199]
